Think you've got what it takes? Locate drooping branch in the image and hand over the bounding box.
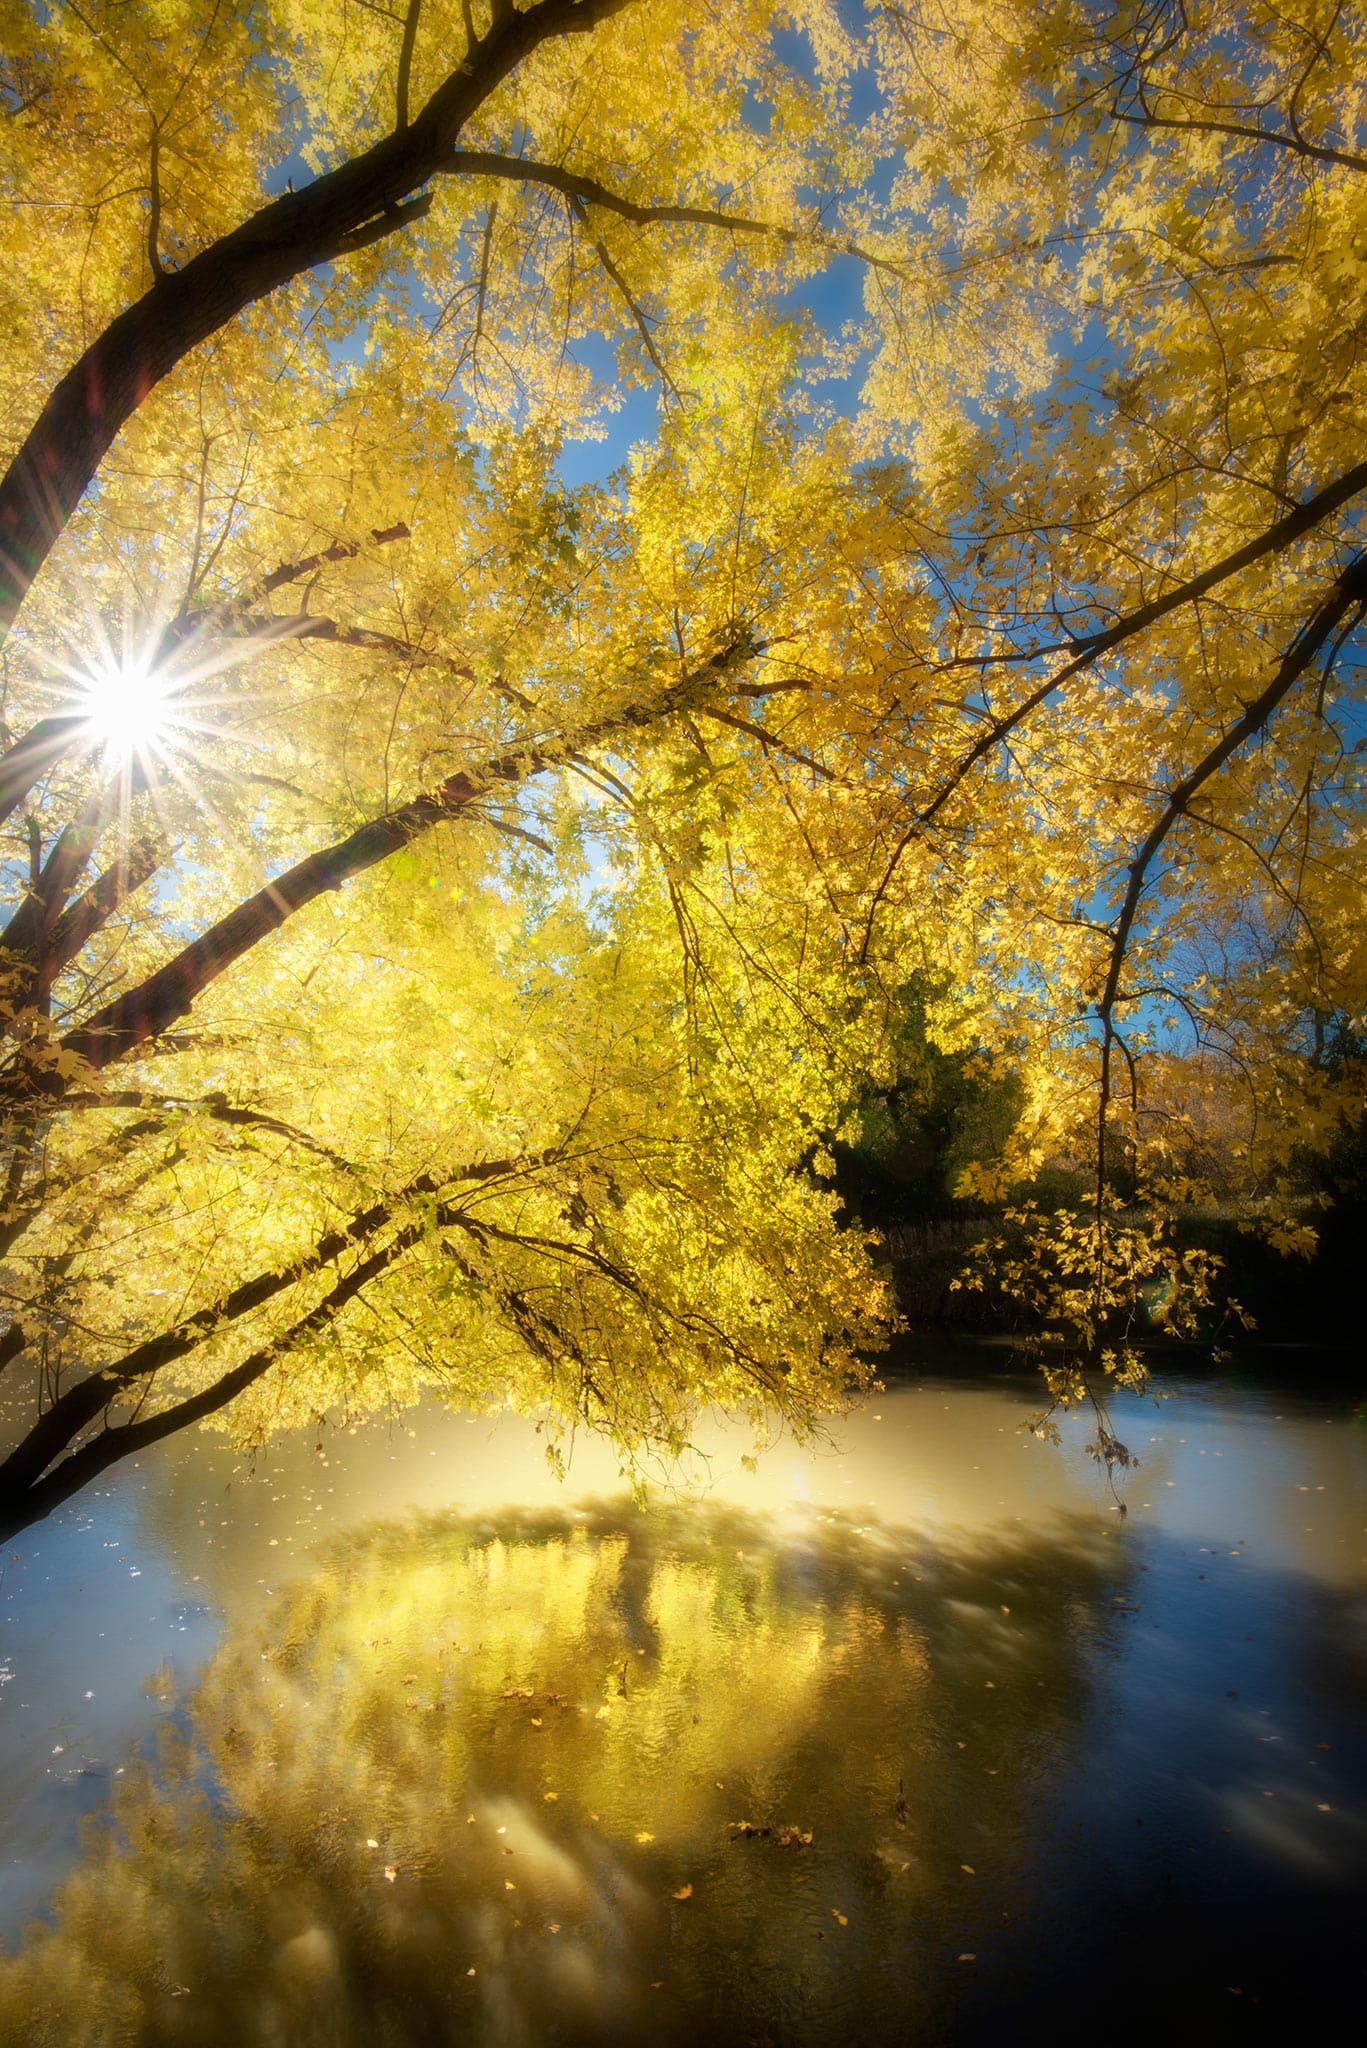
[0,1152,540,1502]
[0,1229,419,1544]
[0,0,634,639]
[567,193,679,401]
[857,458,1367,961]
[0,1087,360,1262]
[1092,552,1367,1195]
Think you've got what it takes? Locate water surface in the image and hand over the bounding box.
[0,1356,1363,2043]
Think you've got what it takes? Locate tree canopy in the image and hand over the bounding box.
[0,0,1363,1533]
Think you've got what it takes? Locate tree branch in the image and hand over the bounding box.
[0,632,758,1099]
[856,457,1367,962]
[1093,555,1367,1185]
[0,0,635,639]
[396,0,423,130]
[1109,106,1367,176]
[0,1152,539,1500]
[440,147,916,284]
[0,1229,418,1543]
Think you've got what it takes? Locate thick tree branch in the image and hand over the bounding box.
[0,715,89,828]
[0,1229,418,1543]
[46,834,169,973]
[0,1152,538,1501]
[396,0,423,130]
[2,778,121,961]
[0,633,757,1100]
[0,0,634,639]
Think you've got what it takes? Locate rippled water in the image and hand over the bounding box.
[0,1353,1363,2044]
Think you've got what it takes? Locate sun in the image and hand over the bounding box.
[78,651,182,757]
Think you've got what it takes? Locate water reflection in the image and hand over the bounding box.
[0,1501,1126,2046]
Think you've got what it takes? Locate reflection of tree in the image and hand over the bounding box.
[0,1505,1124,2046]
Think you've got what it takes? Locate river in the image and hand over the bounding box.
[0,1349,1363,2044]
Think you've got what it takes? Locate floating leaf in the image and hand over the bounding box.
[672,1884,693,1900]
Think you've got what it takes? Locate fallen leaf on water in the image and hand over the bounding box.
[831,1909,848,1927]
[366,1838,379,1849]
[672,1884,693,1900]
[961,1864,975,1875]
[530,1717,543,1728]
[504,1881,515,1891]
[548,1924,560,1934]
[636,1831,655,1844]
[958,1953,976,1963]
[543,1792,559,1803]
[383,1866,398,1883]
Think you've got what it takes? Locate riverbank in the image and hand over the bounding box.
[879,1207,1367,1358]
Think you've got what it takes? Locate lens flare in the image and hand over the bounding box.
[79,653,181,757]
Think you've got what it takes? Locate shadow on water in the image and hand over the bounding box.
[0,1497,1361,2046]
